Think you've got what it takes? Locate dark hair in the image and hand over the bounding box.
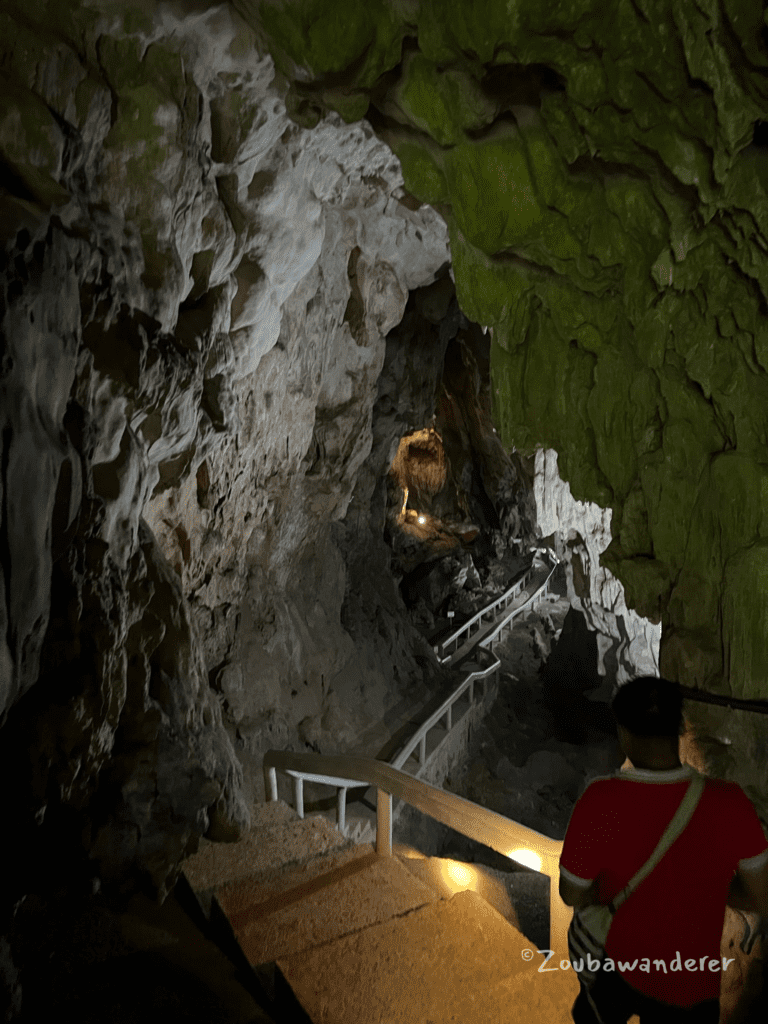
[610,676,684,738]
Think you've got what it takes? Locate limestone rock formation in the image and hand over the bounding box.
[535,448,661,683]
[0,0,453,898]
[3,15,768,1024]
[248,0,768,709]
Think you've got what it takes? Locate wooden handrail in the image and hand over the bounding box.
[264,750,561,858]
[263,748,570,955]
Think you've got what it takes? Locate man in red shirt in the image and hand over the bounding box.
[559,675,768,1023]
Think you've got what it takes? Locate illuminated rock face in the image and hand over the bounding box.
[0,2,449,893]
[4,0,768,906]
[535,449,660,683]
[247,0,768,707]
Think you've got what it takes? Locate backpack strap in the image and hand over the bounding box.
[608,772,706,913]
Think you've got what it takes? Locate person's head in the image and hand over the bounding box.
[611,676,684,769]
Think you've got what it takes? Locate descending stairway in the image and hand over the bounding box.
[183,799,581,1024]
[435,555,556,667]
[303,556,558,846]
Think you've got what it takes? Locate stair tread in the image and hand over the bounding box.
[395,854,519,927]
[396,854,551,951]
[277,888,579,1024]
[183,808,353,893]
[216,844,438,966]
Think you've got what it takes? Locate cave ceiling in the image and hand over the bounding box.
[238,0,768,701]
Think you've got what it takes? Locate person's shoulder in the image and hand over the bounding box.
[576,772,623,801]
[587,772,623,787]
[702,776,763,816]
[705,775,752,797]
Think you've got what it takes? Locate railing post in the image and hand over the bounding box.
[420,734,426,763]
[293,775,304,819]
[546,854,571,962]
[265,765,278,802]
[446,705,452,731]
[337,786,347,835]
[376,789,392,857]
[469,679,474,703]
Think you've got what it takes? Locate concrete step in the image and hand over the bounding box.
[394,850,551,952]
[215,842,438,967]
[183,800,356,914]
[276,886,580,1024]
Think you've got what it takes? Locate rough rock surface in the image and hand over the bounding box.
[250,1,768,704]
[534,448,661,683]
[3,4,768,1020]
[0,0,450,902]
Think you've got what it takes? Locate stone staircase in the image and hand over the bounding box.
[183,798,581,1023]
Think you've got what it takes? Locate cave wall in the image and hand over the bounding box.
[247,2,768,765]
[535,447,661,684]
[0,0,453,897]
[6,0,768,910]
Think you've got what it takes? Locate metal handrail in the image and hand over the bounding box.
[263,748,570,956]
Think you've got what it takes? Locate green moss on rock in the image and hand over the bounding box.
[239,0,403,89]
[253,0,768,700]
[395,51,498,146]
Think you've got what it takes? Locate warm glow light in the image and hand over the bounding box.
[507,847,543,872]
[444,860,475,887]
[418,515,426,524]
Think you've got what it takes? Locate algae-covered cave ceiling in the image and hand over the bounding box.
[3,1,768,1013]
[247,0,768,705]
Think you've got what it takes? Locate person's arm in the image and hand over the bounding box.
[559,873,601,909]
[731,855,768,917]
[728,871,759,912]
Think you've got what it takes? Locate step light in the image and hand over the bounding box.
[507,847,543,872]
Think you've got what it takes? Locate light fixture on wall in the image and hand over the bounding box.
[418,515,426,524]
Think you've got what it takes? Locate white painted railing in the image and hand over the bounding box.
[390,645,499,774]
[434,547,558,662]
[264,546,558,846]
[263,748,570,958]
[261,547,567,949]
[379,547,557,824]
[482,550,559,653]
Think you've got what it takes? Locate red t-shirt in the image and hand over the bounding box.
[560,763,768,1007]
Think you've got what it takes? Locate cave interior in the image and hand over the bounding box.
[2,1,768,1021]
